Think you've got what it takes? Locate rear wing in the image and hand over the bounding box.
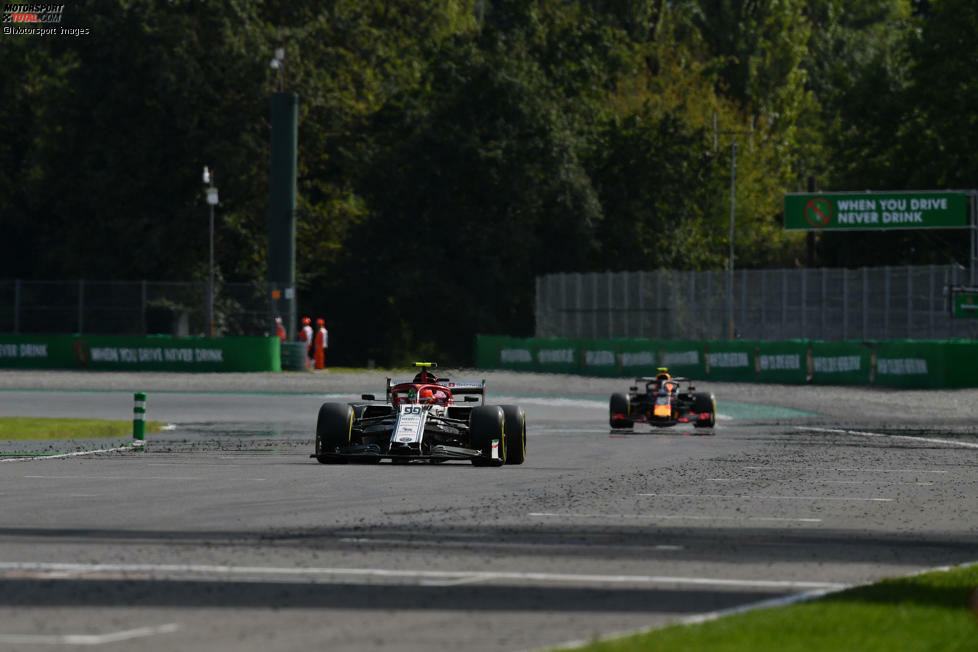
[386,378,487,403]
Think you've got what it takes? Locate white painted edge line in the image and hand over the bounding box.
[0,442,144,464]
[638,493,893,502]
[530,558,978,652]
[0,561,843,591]
[529,512,822,523]
[0,623,179,646]
[796,426,978,449]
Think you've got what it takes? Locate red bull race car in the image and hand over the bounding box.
[314,363,526,466]
[609,368,716,430]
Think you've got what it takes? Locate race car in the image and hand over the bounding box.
[314,362,526,466]
[609,367,716,430]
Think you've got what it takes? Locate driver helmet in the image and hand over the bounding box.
[301,316,311,326]
[419,388,434,403]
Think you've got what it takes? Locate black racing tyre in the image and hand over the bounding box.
[609,393,633,429]
[315,402,354,463]
[500,405,526,465]
[691,392,717,428]
[469,405,506,467]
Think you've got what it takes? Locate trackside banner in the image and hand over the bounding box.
[0,335,281,372]
[784,191,968,231]
[476,335,978,388]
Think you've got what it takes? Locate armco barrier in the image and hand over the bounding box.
[476,335,978,388]
[0,334,281,372]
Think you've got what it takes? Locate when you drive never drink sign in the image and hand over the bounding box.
[784,191,969,231]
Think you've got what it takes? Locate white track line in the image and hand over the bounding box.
[529,512,821,523]
[0,442,143,463]
[0,561,843,591]
[744,465,947,474]
[708,478,933,485]
[0,623,179,646]
[796,426,978,449]
[534,558,978,652]
[638,493,893,502]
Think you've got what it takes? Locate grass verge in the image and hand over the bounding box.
[0,417,165,440]
[570,564,978,652]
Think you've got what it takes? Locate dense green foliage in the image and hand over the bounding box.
[1,0,975,364]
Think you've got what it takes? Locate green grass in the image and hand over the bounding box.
[0,417,165,440]
[571,565,978,652]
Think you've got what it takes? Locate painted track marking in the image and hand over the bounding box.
[529,512,821,523]
[744,466,947,474]
[638,493,893,502]
[0,623,179,645]
[796,426,978,449]
[0,443,143,463]
[708,478,933,486]
[0,561,843,590]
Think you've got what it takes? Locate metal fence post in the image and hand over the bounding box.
[592,274,598,337]
[576,273,583,338]
[656,271,663,337]
[781,269,787,340]
[862,267,869,339]
[77,279,84,334]
[561,274,568,337]
[821,268,827,338]
[13,279,20,334]
[801,268,808,339]
[928,265,935,338]
[842,268,848,340]
[884,266,890,339]
[607,271,614,337]
[140,280,148,335]
[906,266,912,337]
[760,271,767,338]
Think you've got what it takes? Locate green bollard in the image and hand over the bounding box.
[133,392,146,441]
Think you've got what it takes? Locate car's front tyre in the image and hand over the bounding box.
[316,402,354,463]
[500,405,526,465]
[470,405,506,467]
[610,393,633,429]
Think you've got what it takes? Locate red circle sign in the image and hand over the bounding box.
[804,197,833,227]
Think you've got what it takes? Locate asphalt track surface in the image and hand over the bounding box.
[0,369,976,651]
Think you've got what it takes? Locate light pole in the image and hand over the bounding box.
[728,138,736,341]
[714,112,753,340]
[202,166,218,337]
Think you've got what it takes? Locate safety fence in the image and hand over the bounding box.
[0,334,281,372]
[0,279,273,337]
[476,334,978,388]
[535,265,978,341]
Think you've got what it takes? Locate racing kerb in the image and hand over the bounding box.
[476,335,978,388]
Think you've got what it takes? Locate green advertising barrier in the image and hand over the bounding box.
[475,335,978,388]
[872,340,947,389]
[617,339,660,377]
[751,340,809,384]
[809,341,872,385]
[702,341,756,382]
[657,340,706,378]
[580,338,621,377]
[940,340,978,388]
[534,338,581,374]
[0,334,281,372]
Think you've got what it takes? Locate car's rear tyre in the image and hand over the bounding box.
[691,392,717,429]
[469,405,506,467]
[316,402,353,463]
[609,393,633,429]
[500,405,526,465]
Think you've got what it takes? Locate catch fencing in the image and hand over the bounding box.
[0,280,272,337]
[535,265,978,341]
